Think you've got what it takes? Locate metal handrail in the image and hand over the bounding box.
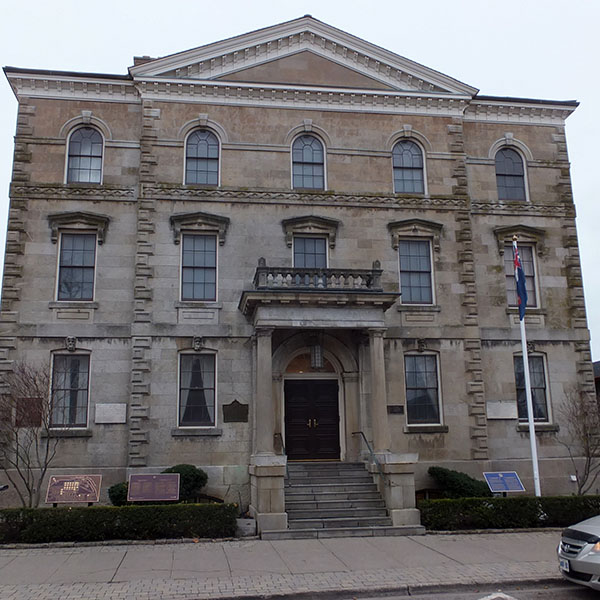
[352,431,387,485]
[274,433,289,480]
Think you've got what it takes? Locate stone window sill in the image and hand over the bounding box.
[404,424,449,434]
[175,301,222,309]
[171,428,222,437]
[397,304,441,312]
[505,307,546,316]
[49,301,99,310]
[516,423,559,433]
[43,428,93,438]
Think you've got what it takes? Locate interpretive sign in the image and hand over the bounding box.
[45,474,102,504]
[127,473,180,502]
[483,471,525,493]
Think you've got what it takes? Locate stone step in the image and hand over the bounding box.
[289,516,393,529]
[262,525,426,540]
[287,475,373,485]
[288,462,365,471]
[284,491,382,502]
[285,498,385,510]
[287,507,388,519]
[284,483,378,494]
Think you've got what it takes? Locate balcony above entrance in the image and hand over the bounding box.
[239,258,399,328]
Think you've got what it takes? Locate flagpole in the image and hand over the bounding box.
[513,235,541,497]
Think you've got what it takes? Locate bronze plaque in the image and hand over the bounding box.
[127,473,180,502]
[45,474,102,504]
[222,399,249,423]
[387,405,405,415]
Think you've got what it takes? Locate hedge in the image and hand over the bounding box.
[0,503,238,544]
[419,495,600,530]
[427,466,491,498]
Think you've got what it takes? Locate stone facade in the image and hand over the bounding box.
[0,17,594,522]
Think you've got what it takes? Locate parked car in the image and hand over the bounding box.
[558,515,600,590]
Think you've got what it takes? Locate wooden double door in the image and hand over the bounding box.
[284,379,340,460]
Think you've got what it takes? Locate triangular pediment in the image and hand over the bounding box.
[130,16,478,96]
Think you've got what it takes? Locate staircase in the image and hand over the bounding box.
[261,461,425,540]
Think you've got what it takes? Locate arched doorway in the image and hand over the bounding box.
[284,352,340,460]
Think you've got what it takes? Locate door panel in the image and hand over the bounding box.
[285,380,340,460]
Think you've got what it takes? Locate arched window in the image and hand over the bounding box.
[392,140,424,194]
[67,127,103,183]
[292,135,324,190]
[495,148,526,201]
[185,130,219,185]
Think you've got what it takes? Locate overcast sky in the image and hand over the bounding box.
[1,0,598,359]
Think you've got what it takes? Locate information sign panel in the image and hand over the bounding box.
[127,473,180,502]
[45,474,102,504]
[483,471,525,493]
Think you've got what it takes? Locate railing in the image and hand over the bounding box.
[253,258,383,291]
[274,432,289,480]
[352,431,387,486]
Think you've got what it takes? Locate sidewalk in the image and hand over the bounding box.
[0,531,563,600]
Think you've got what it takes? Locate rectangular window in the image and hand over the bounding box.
[293,236,327,268]
[58,233,96,301]
[179,354,216,427]
[404,354,440,425]
[181,234,217,301]
[504,244,537,308]
[51,355,90,427]
[399,240,433,304]
[514,355,548,422]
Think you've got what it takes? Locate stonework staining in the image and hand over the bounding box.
[0,16,593,530]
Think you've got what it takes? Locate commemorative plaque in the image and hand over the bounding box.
[127,473,180,502]
[45,474,102,504]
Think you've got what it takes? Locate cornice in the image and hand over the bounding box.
[10,183,137,201]
[141,185,468,210]
[465,99,576,125]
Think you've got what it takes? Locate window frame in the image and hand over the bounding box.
[397,238,435,305]
[64,126,104,185]
[404,353,442,426]
[292,235,329,269]
[291,134,326,191]
[392,139,426,195]
[180,232,218,303]
[495,147,528,202]
[55,231,98,302]
[503,243,539,309]
[50,352,91,429]
[177,351,217,428]
[184,129,221,187]
[513,353,550,423]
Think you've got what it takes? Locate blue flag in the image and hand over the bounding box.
[513,242,528,321]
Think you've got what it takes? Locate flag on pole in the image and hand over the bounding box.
[513,238,528,321]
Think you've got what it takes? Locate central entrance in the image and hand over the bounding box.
[284,379,340,460]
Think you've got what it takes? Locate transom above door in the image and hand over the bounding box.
[284,379,340,461]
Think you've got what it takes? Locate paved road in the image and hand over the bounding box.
[0,531,565,600]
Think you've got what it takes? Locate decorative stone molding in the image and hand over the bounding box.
[281,215,340,248]
[65,336,77,352]
[11,183,136,200]
[471,202,572,217]
[48,211,110,244]
[192,336,203,351]
[493,225,546,257]
[58,112,113,141]
[387,219,443,252]
[284,121,332,147]
[488,133,534,161]
[417,338,426,353]
[169,211,230,245]
[387,126,432,152]
[178,115,229,142]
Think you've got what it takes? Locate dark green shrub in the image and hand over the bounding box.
[162,464,208,502]
[0,503,237,543]
[428,466,492,498]
[108,481,129,506]
[418,495,600,531]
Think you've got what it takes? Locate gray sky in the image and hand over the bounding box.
[1,0,598,358]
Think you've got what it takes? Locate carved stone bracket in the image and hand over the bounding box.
[48,211,110,244]
[281,215,341,249]
[387,218,443,252]
[192,336,203,351]
[65,336,77,352]
[169,211,230,245]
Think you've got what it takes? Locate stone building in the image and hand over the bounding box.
[1,16,594,532]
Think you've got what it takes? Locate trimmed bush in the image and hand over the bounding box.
[162,464,208,502]
[108,481,129,506]
[428,466,492,498]
[418,495,600,531]
[0,503,238,544]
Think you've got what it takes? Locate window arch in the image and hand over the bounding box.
[495,147,526,201]
[66,127,103,183]
[185,129,219,185]
[392,140,424,194]
[292,135,325,190]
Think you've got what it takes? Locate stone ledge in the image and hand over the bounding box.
[42,428,93,438]
[397,304,441,312]
[404,425,449,434]
[48,301,99,310]
[516,423,559,433]
[170,428,223,437]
